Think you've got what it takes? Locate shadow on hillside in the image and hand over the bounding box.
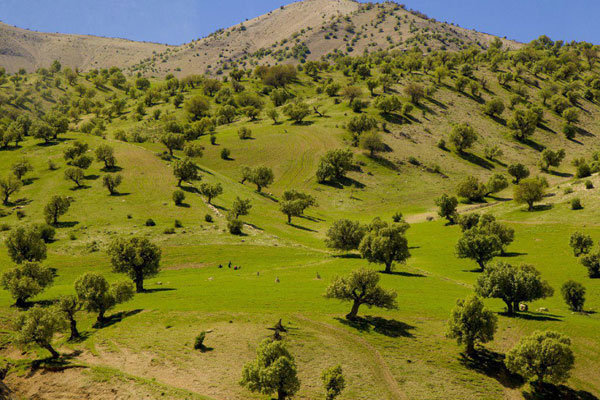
[28,350,85,375]
[94,309,143,329]
[426,96,447,110]
[22,177,38,186]
[142,288,176,293]
[332,253,362,259]
[54,221,79,228]
[459,152,494,170]
[299,214,324,222]
[321,177,365,190]
[383,270,427,278]
[500,251,528,258]
[460,349,523,389]
[288,222,317,232]
[522,138,546,152]
[336,316,415,338]
[110,192,131,197]
[538,123,555,134]
[490,115,507,126]
[258,192,279,202]
[523,383,598,400]
[370,155,399,170]
[548,170,573,178]
[501,311,562,322]
[181,186,199,194]
[526,204,553,212]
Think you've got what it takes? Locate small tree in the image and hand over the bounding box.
[505,331,574,386]
[359,131,386,157]
[185,96,211,120]
[44,195,72,225]
[448,123,477,154]
[507,163,530,184]
[0,175,22,205]
[325,268,398,319]
[325,219,366,252]
[282,102,311,123]
[240,339,300,400]
[108,236,162,293]
[475,262,553,315]
[248,166,274,193]
[322,365,345,400]
[359,222,411,273]
[160,133,185,156]
[199,182,223,204]
[75,272,134,324]
[514,179,544,211]
[316,149,354,183]
[64,167,85,188]
[483,98,505,118]
[446,295,497,356]
[173,157,199,187]
[267,108,279,124]
[569,232,593,257]
[580,253,600,278]
[435,194,458,224]
[5,226,47,264]
[95,144,117,169]
[172,189,185,206]
[485,174,509,197]
[507,109,538,141]
[1,262,54,307]
[11,159,33,181]
[280,191,316,224]
[456,176,486,202]
[404,82,425,105]
[456,230,502,270]
[342,86,362,105]
[56,295,81,340]
[539,149,565,172]
[561,281,585,312]
[231,197,252,219]
[102,174,122,195]
[15,305,66,359]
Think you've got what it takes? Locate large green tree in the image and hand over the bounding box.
[108,237,162,293]
[446,295,497,356]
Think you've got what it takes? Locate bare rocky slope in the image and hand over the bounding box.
[0,0,520,76]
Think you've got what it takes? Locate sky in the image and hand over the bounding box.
[0,0,597,46]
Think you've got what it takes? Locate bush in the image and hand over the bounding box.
[194,331,207,350]
[585,180,594,189]
[210,134,217,145]
[163,227,175,235]
[238,127,252,140]
[173,190,185,206]
[145,219,156,227]
[33,224,56,243]
[563,187,574,194]
[392,212,403,223]
[228,219,243,235]
[221,148,231,160]
[437,139,447,150]
[571,198,583,210]
[174,219,183,228]
[204,214,213,223]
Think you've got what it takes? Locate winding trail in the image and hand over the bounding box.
[295,315,407,400]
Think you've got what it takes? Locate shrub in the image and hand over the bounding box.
[194,331,207,350]
[173,190,185,206]
[563,187,574,194]
[585,180,594,189]
[163,228,175,235]
[392,212,403,223]
[145,219,156,227]
[571,198,583,210]
[204,214,213,223]
[228,219,243,235]
[33,224,56,243]
[238,127,252,140]
[221,148,231,160]
[174,220,183,228]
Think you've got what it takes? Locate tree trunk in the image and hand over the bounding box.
[528,201,534,211]
[287,214,291,224]
[43,343,59,359]
[15,297,27,308]
[256,185,262,193]
[178,179,182,187]
[504,300,514,315]
[465,340,475,357]
[346,300,361,320]
[277,388,286,400]
[97,309,106,324]
[384,262,392,274]
[477,260,485,271]
[135,275,144,293]
[69,317,80,340]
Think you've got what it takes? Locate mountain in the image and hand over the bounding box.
[0,0,520,76]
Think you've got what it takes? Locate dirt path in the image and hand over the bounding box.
[295,315,407,400]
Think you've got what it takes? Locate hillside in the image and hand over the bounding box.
[0,0,520,76]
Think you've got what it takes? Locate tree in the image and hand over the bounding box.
[505,331,574,386]
[248,166,274,193]
[64,141,88,162]
[173,189,185,206]
[15,305,66,359]
[446,295,497,356]
[456,176,486,202]
[64,167,85,188]
[359,222,411,273]
[240,339,300,400]
[44,195,72,225]
[316,149,354,183]
[477,215,514,254]
[160,133,185,156]
[514,179,545,211]
[185,96,210,120]
[366,78,378,96]
[569,232,593,257]
[325,268,397,319]
[475,262,553,315]
[507,109,538,141]
[199,182,223,204]
[561,281,585,312]
[173,157,199,187]
[95,144,116,169]
[5,226,47,264]
[448,123,477,153]
[359,131,386,157]
[456,229,502,271]
[325,219,366,252]
[485,174,509,196]
[1,262,54,307]
[539,149,565,172]
[30,121,54,143]
[108,237,162,293]
[11,159,33,181]
[374,95,402,115]
[347,115,378,145]
[580,253,600,278]
[483,98,505,117]
[562,107,579,124]
[135,77,150,91]
[267,108,279,123]
[72,155,92,170]
[280,190,316,223]
[282,102,310,123]
[75,272,134,324]
[203,79,222,96]
[56,295,81,340]
[404,82,425,105]
[102,174,123,195]
[507,163,530,184]
[0,175,21,205]
[434,193,458,224]
[342,86,362,105]
[231,197,252,219]
[322,365,345,400]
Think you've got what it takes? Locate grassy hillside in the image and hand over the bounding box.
[0,35,599,399]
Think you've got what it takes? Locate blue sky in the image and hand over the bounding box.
[0,0,597,45]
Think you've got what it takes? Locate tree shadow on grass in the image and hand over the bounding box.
[523,383,598,400]
[288,222,317,232]
[22,177,39,186]
[527,204,553,212]
[245,222,264,231]
[370,155,399,171]
[336,316,415,338]
[84,174,100,181]
[197,166,214,176]
[522,138,546,152]
[101,166,123,173]
[383,271,427,278]
[257,192,279,202]
[54,221,79,228]
[181,186,199,194]
[28,350,85,375]
[459,348,523,389]
[500,252,528,258]
[111,192,131,197]
[332,253,362,259]
[93,309,143,329]
[142,288,176,293]
[459,152,495,170]
[69,185,90,191]
[548,170,573,178]
[501,311,562,322]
